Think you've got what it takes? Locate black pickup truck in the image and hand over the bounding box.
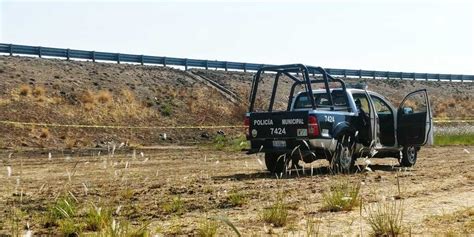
[245,64,433,173]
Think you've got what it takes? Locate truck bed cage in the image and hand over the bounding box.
[249,64,347,112]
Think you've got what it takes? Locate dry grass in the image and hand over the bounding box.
[424,207,473,234]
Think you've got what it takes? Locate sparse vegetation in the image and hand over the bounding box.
[365,200,404,236]
[212,134,249,151]
[58,218,82,236]
[197,218,219,237]
[424,207,473,234]
[85,204,113,231]
[49,195,77,220]
[321,179,361,212]
[0,146,472,235]
[162,196,185,215]
[305,217,322,237]
[5,207,25,237]
[261,195,289,227]
[227,190,247,207]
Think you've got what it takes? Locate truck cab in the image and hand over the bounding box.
[245,64,433,174]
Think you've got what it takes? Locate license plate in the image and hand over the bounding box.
[272,140,286,148]
[297,129,308,137]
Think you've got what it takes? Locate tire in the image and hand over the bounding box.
[331,134,355,174]
[400,146,417,167]
[265,153,287,174]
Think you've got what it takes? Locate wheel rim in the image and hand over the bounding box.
[340,146,351,168]
[407,146,416,163]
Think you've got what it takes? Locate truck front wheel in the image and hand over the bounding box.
[265,153,287,174]
[331,134,355,174]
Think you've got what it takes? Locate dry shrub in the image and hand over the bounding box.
[39,128,50,139]
[64,137,76,149]
[32,86,46,98]
[19,84,31,96]
[96,90,112,104]
[80,90,95,104]
[366,200,404,236]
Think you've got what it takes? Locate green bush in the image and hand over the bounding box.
[160,103,173,116]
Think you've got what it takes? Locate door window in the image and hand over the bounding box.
[371,96,392,114]
[400,92,427,114]
[352,93,370,114]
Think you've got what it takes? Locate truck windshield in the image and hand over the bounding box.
[294,91,348,109]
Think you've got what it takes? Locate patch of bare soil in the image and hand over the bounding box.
[0,146,472,235]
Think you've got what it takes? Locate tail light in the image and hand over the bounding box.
[308,115,320,137]
[244,116,250,137]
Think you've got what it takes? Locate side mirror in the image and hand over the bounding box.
[403,107,414,114]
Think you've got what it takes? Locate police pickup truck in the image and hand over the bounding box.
[244,64,433,173]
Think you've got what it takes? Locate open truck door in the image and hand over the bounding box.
[397,89,433,146]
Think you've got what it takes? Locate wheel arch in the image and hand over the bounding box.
[332,121,357,139]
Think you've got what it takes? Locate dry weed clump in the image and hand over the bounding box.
[19,84,32,96]
[321,178,361,212]
[365,200,404,236]
[39,127,50,139]
[79,90,95,104]
[261,195,289,227]
[197,218,219,237]
[79,90,113,105]
[32,86,46,98]
[96,90,113,104]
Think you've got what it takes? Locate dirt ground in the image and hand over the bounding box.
[0,145,472,236]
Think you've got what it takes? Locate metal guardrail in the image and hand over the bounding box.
[1,43,473,82]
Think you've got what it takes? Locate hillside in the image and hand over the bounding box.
[0,56,472,148]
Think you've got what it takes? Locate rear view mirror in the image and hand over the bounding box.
[403,107,414,114]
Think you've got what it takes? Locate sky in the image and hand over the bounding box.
[1,0,473,74]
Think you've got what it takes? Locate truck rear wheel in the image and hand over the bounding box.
[400,146,417,167]
[265,153,287,174]
[331,134,355,174]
